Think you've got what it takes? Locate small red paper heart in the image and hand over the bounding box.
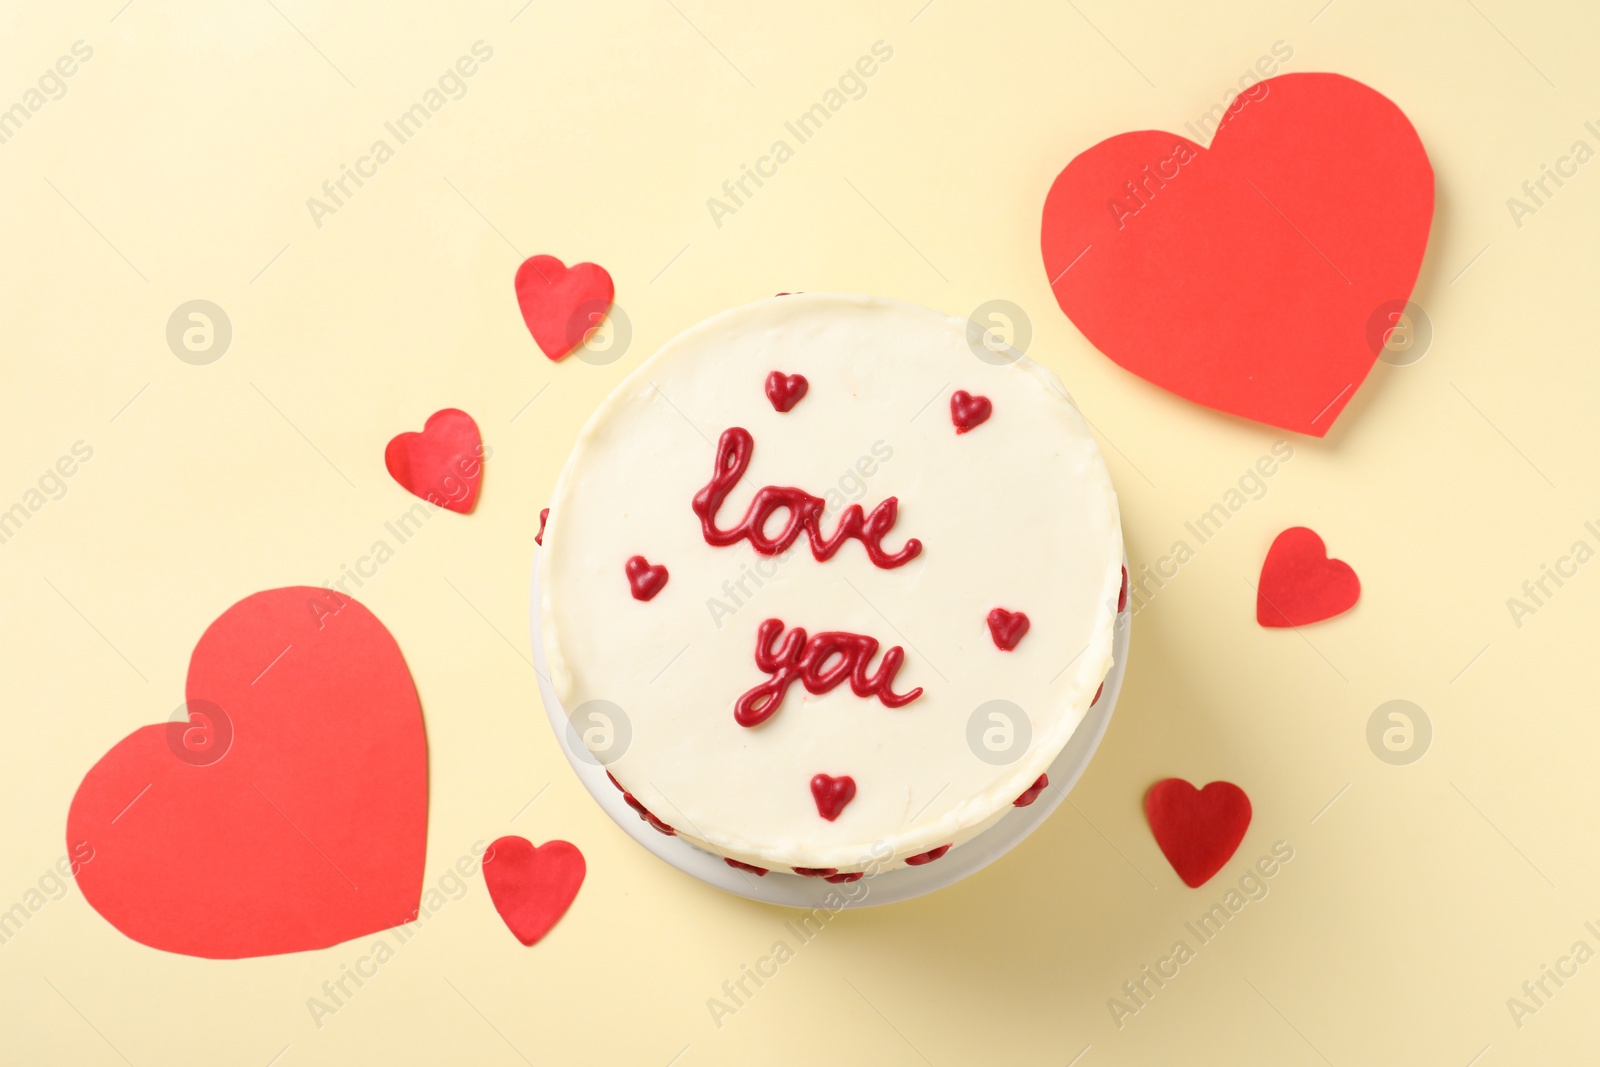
[950,390,992,433]
[986,608,1030,651]
[384,408,484,514]
[66,587,427,958]
[1145,779,1252,888]
[1014,773,1049,807]
[1042,73,1433,435]
[625,556,668,601]
[482,836,585,947]
[765,371,809,413]
[1257,527,1359,627]
[810,774,856,821]
[514,254,615,361]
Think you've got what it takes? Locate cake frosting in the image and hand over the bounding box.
[538,293,1123,875]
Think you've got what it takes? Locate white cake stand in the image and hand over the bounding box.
[529,555,1130,908]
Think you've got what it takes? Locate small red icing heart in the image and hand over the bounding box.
[764,371,809,413]
[1041,73,1433,436]
[535,507,549,546]
[1257,527,1359,627]
[1014,773,1049,807]
[986,608,1030,651]
[950,390,992,433]
[725,858,769,876]
[481,836,585,947]
[1145,779,1252,888]
[66,587,427,958]
[625,556,669,601]
[514,254,615,361]
[905,844,951,866]
[384,408,484,514]
[810,773,856,821]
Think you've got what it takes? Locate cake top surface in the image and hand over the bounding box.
[539,293,1122,870]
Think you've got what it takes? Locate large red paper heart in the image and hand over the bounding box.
[385,408,484,514]
[1042,73,1433,436]
[1145,779,1251,888]
[514,254,614,361]
[1258,526,1360,627]
[481,837,585,947]
[66,588,428,958]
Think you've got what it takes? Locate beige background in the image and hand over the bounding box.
[2,0,1596,1063]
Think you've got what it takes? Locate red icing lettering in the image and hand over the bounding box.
[735,618,922,727]
[693,427,921,569]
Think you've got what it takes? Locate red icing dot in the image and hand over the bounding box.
[810,773,857,821]
[825,871,864,883]
[1014,773,1049,807]
[621,790,675,835]
[1119,565,1128,613]
[625,555,669,601]
[986,608,1030,651]
[950,390,992,433]
[725,858,769,876]
[905,844,951,866]
[793,867,838,878]
[764,371,809,413]
[536,507,549,546]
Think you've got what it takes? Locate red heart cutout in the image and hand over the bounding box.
[1145,779,1251,888]
[765,371,809,413]
[810,773,856,821]
[625,555,669,601]
[66,588,427,958]
[384,408,484,514]
[1257,526,1359,627]
[950,390,992,433]
[986,608,1030,651]
[1042,73,1432,436]
[481,837,585,946]
[514,254,615,361]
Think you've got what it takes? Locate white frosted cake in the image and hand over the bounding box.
[539,293,1123,878]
